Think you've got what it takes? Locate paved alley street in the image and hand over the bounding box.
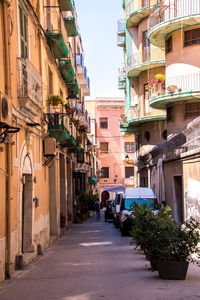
[0,213,200,300]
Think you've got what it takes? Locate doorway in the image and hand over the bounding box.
[173,175,184,225]
[22,174,33,253]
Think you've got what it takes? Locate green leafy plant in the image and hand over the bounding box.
[130,203,200,270]
[47,95,65,106]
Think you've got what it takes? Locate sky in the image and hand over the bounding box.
[75,0,124,98]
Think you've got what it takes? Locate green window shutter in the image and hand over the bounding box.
[19,5,28,58]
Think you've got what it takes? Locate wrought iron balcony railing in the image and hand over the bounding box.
[148,0,200,29]
[17,58,42,115]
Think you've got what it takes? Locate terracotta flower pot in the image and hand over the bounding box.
[60,217,66,228]
[65,106,71,113]
[52,99,60,106]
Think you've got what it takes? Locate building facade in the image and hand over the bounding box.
[86,97,135,202]
[119,0,200,223]
[0,0,94,282]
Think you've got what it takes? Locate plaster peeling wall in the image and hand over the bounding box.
[10,230,18,273]
[33,214,50,251]
[0,237,6,281]
[186,178,200,221]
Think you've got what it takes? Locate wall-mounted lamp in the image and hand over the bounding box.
[114,174,118,183]
[125,154,130,163]
[66,93,79,115]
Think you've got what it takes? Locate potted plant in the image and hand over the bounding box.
[157,218,200,280]
[64,102,71,114]
[60,212,66,228]
[130,204,200,279]
[47,95,64,106]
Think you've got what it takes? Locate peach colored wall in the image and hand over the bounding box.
[166,27,200,77]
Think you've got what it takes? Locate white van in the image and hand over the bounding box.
[120,187,157,236]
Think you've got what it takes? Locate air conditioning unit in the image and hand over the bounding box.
[0,93,12,126]
[44,137,56,157]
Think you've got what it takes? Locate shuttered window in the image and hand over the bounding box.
[165,36,172,54]
[124,142,135,153]
[19,5,28,58]
[125,167,134,178]
[185,103,200,118]
[100,142,108,153]
[167,106,174,121]
[101,167,109,178]
[184,29,200,47]
[100,118,108,129]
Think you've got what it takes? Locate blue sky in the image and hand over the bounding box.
[75,0,124,98]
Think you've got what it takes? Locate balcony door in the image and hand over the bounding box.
[143,31,150,62]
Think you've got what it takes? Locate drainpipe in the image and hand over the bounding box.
[2,0,12,278]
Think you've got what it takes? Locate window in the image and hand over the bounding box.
[124,142,135,153]
[19,5,28,58]
[165,36,172,54]
[144,83,151,114]
[185,103,200,118]
[143,31,150,62]
[162,130,167,140]
[144,131,150,142]
[100,142,108,153]
[101,167,109,178]
[99,118,108,129]
[167,106,174,121]
[48,67,53,95]
[125,167,134,178]
[184,29,200,47]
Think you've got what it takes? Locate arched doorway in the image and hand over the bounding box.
[101,191,110,206]
[21,156,33,253]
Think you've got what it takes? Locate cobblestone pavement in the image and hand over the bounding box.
[0,211,200,300]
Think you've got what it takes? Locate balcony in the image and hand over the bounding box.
[117,19,125,36]
[117,35,125,47]
[82,77,90,96]
[123,177,135,186]
[45,113,79,151]
[127,105,166,127]
[148,0,200,47]
[59,58,75,82]
[127,47,165,77]
[118,81,126,90]
[149,72,200,109]
[17,58,42,117]
[126,0,158,27]
[64,16,78,37]
[75,54,84,77]
[57,0,73,11]
[65,79,79,94]
[44,6,68,59]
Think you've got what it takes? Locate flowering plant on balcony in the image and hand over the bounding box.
[148,74,165,98]
[77,121,89,133]
[47,95,65,106]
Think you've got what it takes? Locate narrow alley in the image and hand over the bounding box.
[0,213,200,300]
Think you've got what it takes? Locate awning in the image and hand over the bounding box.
[104,186,125,193]
[88,177,98,185]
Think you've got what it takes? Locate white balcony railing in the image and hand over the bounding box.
[126,0,157,17]
[149,0,200,29]
[166,72,200,94]
[127,47,165,69]
[17,58,42,112]
[128,106,140,120]
[149,72,200,100]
